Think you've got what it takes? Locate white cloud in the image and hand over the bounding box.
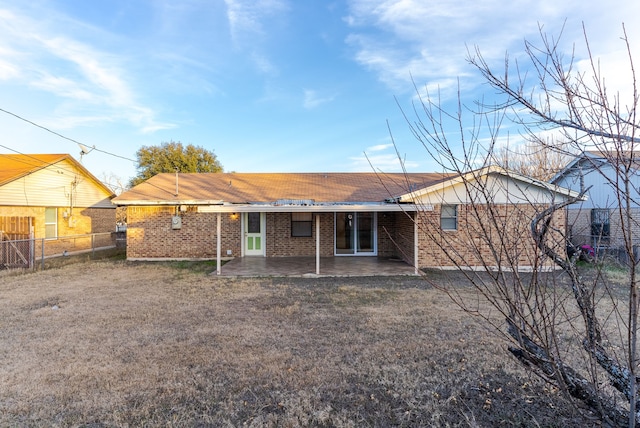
[30,74,98,102]
[223,0,288,73]
[303,89,336,109]
[366,143,392,152]
[351,138,421,172]
[250,52,277,75]
[225,0,287,41]
[0,60,19,80]
[345,0,640,100]
[0,5,173,134]
[350,152,419,172]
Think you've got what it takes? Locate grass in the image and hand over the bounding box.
[39,247,127,270]
[0,260,599,427]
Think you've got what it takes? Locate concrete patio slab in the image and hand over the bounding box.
[218,256,416,277]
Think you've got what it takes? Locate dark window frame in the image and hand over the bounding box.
[591,208,610,239]
[291,212,313,237]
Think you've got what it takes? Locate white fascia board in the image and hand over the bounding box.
[198,203,418,213]
[398,166,583,203]
[112,199,225,206]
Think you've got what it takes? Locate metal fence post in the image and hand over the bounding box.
[30,237,34,269]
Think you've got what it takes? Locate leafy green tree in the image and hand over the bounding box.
[129,141,223,187]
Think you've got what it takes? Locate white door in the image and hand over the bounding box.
[244,212,265,256]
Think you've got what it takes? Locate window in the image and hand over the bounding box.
[291,212,313,237]
[441,205,458,230]
[45,207,57,239]
[591,208,610,240]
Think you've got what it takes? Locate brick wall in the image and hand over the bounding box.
[77,207,116,233]
[394,211,416,264]
[126,210,419,260]
[0,206,115,238]
[567,207,640,250]
[0,206,116,256]
[264,211,417,258]
[122,205,565,268]
[126,206,241,259]
[416,204,565,269]
[377,212,395,257]
[265,212,333,257]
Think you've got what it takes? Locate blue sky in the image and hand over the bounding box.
[0,1,638,191]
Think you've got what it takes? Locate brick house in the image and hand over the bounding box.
[114,166,577,274]
[0,154,116,260]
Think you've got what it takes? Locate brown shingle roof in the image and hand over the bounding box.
[114,172,453,204]
[0,153,69,186]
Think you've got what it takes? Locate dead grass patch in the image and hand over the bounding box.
[0,260,599,427]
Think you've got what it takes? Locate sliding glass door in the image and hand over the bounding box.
[335,212,376,255]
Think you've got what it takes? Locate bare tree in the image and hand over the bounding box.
[101,172,127,196]
[400,23,640,426]
[491,137,574,181]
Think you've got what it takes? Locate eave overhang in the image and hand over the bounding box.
[197,203,419,213]
[112,199,225,206]
[112,197,421,211]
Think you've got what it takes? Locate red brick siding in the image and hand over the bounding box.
[123,205,563,268]
[0,206,115,256]
[377,212,395,257]
[567,207,640,249]
[416,204,565,268]
[0,206,114,237]
[375,211,415,262]
[265,213,333,257]
[394,211,416,264]
[126,207,241,259]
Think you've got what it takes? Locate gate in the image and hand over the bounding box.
[0,216,34,269]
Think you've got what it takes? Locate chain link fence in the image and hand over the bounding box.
[0,232,123,271]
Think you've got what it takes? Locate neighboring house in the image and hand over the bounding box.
[113,167,577,274]
[551,151,640,252]
[0,154,116,261]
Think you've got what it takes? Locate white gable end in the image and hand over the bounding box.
[0,159,113,208]
[410,173,571,206]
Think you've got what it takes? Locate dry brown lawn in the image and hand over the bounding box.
[0,258,598,427]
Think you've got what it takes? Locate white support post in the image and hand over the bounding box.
[316,213,320,275]
[216,212,222,275]
[414,211,419,275]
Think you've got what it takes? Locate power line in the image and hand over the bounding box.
[0,107,137,162]
[0,142,180,197]
[0,144,129,193]
[0,107,188,196]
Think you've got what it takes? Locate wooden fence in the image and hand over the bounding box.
[0,216,33,269]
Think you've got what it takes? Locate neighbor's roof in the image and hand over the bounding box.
[551,151,640,184]
[0,153,69,186]
[113,172,453,206]
[0,153,115,196]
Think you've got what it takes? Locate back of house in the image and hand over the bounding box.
[114,167,577,274]
[0,153,116,262]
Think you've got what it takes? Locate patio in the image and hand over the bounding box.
[218,256,417,277]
